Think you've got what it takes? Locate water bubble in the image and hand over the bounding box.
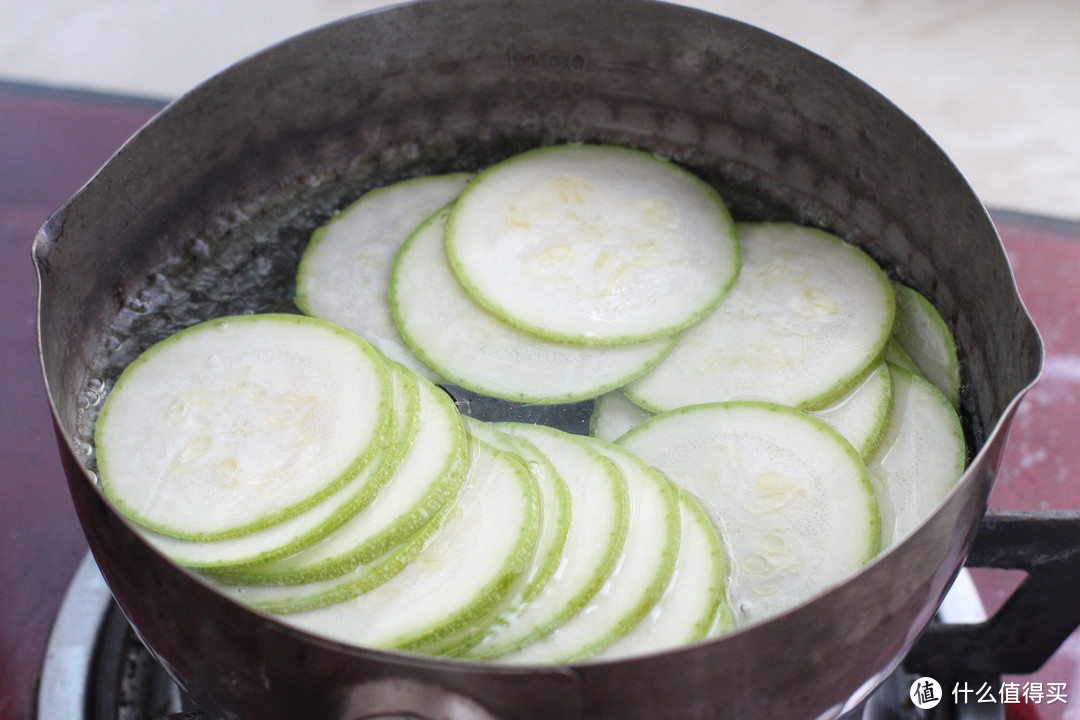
[252,256,273,277]
[187,237,211,259]
[125,293,151,313]
[103,331,126,352]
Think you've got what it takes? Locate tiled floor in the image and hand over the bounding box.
[1,0,1078,220]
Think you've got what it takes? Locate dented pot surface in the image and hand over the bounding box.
[34,1,1041,718]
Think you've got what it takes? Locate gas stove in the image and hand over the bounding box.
[5,83,1080,720]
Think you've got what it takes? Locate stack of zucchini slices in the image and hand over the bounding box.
[94,144,966,660]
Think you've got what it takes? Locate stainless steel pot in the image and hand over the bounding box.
[34,1,1042,718]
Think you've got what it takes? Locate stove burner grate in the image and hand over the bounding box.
[88,602,191,719]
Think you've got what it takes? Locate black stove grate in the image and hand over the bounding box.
[87,602,191,720]
[906,509,1080,679]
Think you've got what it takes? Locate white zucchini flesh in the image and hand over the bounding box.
[462,418,571,607]
[625,222,895,412]
[595,490,733,660]
[279,437,541,654]
[589,389,655,443]
[95,314,392,540]
[390,205,676,403]
[461,422,629,660]
[221,368,468,585]
[445,144,740,346]
[142,361,418,571]
[808,359,893,462]
[618,401,880,627]
[891,282,962,408]
[499,437,680,664]
[296,173,473,381]
[867,364,967,547]
[141,426,396,571]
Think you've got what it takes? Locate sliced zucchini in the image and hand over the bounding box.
[390,205,676,403]
[462,418,571,608]
[499,437,680,664]
[95,314,392,540]
[278,436,541,654]
[296,172,473,381]
[594,490,734,660]
[625,222,895,412]
[141,424,397,570]
[867,363,967,546]
[218,366,467,585]
[891,282,962,407]
[618,401,880,626]
[445,144,740,346]
[141,360,419,571]
[589,389,654,443]
[883,335,920,374]
[208,497,452,614]
[808,359,893,461]
[595,359,892,462]
[460,422,629,660]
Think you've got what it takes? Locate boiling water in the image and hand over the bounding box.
[71,160,599,475]
[74,190,327,472]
